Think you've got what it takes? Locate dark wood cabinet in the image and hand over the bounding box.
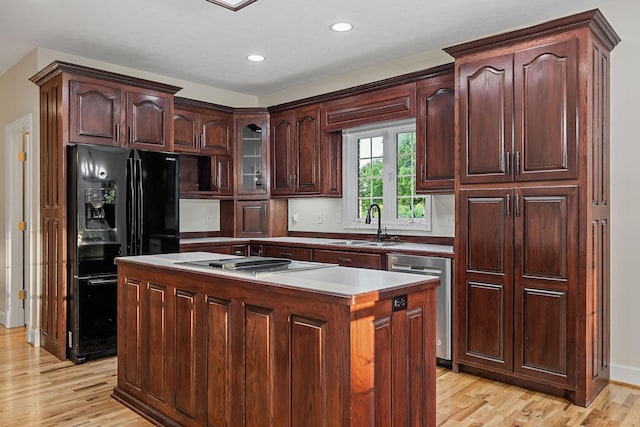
[458,40,578,184]
[233,199,288,238]
[69,80,122,146]
[457,186,577,381]
[271,105,322,196]
[236,115,269,196]
[68,78,173,150]
[173,99,233,155]
[125,90,172,151]
[262,245,312,261]
[115,258,438,427]
[180,242,248,256]
[179,154,233,198]
[30,61,180,360]
[416,72,455,193]
[321,83,416,131]
[447,10,619,406]
[313,249,383,270]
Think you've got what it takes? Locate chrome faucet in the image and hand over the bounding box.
[365,203,383,241]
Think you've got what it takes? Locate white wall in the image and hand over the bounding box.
[0,51,40,333]
[600,0,640,386]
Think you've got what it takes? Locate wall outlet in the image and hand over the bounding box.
[446,214,455,226]
[315,212,323,224]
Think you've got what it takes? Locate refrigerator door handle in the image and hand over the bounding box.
[127,157,136,254]
[136,158,144,255]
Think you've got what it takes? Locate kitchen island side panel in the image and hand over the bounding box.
[113,257,437,427]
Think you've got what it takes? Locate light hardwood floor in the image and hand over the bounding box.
[1,326,638,426]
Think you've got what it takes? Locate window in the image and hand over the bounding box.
[343,119,431,231]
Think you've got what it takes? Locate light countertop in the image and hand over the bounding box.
[180,236,453,256]
[116,252,439,302]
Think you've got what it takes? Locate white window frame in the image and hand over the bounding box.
[342,119,432,232]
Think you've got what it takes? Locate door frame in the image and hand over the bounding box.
[3,114,38,344]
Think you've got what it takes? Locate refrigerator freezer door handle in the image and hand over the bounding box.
[127,158,136,254]
[137,158,144,255]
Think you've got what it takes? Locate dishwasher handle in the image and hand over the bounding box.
[390,263,441,276]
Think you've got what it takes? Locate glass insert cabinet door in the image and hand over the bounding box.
[237,117,268,195]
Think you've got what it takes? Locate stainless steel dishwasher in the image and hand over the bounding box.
[387,253,452,365]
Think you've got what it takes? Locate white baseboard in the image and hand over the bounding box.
[27,326,41,347]
[0,310,6,327]
[610,362,640,387]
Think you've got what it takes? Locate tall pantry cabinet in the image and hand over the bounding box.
[445,10,620,406]
[29,61,180,360]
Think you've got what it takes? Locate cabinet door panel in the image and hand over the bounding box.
[127,92,171,150]
[69,80,122,146]
[245,306,275,427]
[514,39,578,181]
[294,106,321,193]
[174,290,197,418]
[459,55,513,184]
[173,109,198,152]
[147,283,168,401]
[200,112,232,154]
[514,186,577,386]
[457,189,513,372]
[213,155,234,196]
[291,316,327,427]
[416,77,455,193]
[206,297,233,427]
[236,201,267,237]
[123,278,142,389]
[271,113,294,195]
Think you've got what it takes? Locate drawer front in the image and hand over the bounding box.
[313,249,383,270]
[263,245,313,261]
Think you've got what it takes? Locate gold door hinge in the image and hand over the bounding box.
[18,290,26,300]
[18,151,26,162]
[18,221,26,231]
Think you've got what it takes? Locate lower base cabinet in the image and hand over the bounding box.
[114,260,437,427]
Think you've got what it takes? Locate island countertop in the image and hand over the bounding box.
[116,251,439,305]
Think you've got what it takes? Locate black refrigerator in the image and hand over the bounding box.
[67,144,179,363]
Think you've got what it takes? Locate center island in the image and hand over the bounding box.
[112,252,439,427]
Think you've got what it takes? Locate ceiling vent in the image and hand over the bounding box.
[205,0,257,11]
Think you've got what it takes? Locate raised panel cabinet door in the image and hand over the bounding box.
[459,55,514,184]
[213,155,234,196]
[200,111,232,155]
[69,80,123,146]
[416,77,455,193]
[236,200,268,237]
[126,91,171,150]
[513,186,577,386]
[293,106,321,194]
[146,283,170,402]
[174,289,198,419]
[514,39,578,181]
[245,305,275,427]
[456,189,514,372]
[122,278,142,390]
[270,111,294,196]
[206,297,233,427]
[173,108,198,152]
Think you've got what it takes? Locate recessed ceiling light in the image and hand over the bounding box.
[247,54,265,62]
[331,22,353,32]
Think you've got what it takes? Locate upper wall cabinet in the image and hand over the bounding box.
[457,39,578,184]
[321,83,416,131]
[415,72,455,193]
[173,98,233,155]
[236,113,269,197]
[68,76,175,151]
[270,105,322,196]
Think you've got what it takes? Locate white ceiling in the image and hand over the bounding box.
[1,0,606,96]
